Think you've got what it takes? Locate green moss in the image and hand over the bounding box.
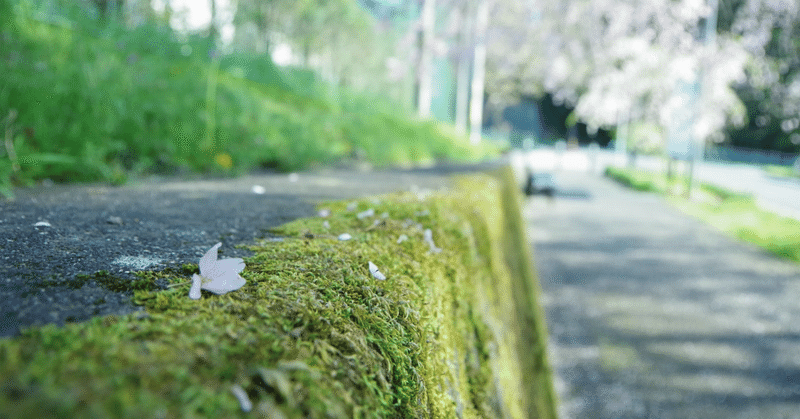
[0,169,557,418]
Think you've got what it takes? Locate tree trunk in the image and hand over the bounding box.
[208,0,218,48]
[469,0,489,145]
[454,2,473,134]
[417,0,436,118]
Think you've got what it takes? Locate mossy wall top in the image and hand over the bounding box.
[0,168,557,419]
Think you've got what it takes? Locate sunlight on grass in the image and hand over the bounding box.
[605,167,800,263]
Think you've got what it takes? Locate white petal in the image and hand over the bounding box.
[215,257,246,274]
[198,243,222,276]
[318,208,331,218]
[338,233,352,241]
[251,185,266,194]
[397,234,409,244]
[323,221,330,229]
[201,272,246,295]
[189,274,202,300]
[231,385,252,412]
[368,261,386,280]
[423,229,442,254]
[357,208,375,219]
[33,221,51,227]
[195,243,247,295]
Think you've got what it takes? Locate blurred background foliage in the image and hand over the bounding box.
[0,0,487,197]
[3,0,800,198]
[485,0,800,155]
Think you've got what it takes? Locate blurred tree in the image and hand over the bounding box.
[91,0,123,21]
[485,0,750,153]
[721,0,800,151]
[230,0,397,98]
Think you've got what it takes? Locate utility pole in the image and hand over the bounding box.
[687,0,718,199]
[454,1,473,134]
[417,0,436,118]
[469,0,488,145]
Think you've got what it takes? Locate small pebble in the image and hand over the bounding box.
[251,185,266,194]
[107,216,123,225]
[33,221,51,227]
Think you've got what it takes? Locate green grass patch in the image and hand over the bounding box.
[0,168,557,419]
[605,166,800,263]
[0,1,493,199]
[763,164,800,180]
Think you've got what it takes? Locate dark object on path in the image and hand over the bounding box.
[524,171,556,197]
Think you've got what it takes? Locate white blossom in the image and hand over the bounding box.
[189,243,246,299]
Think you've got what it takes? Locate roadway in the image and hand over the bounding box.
[512,148,800,221]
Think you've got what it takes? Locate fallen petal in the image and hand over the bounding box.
[318,208,331,218]
[198,243,222,276]
[251,185,266,195]
[33,221,51,227]
[423,229,442,254]
[397,234,409,244]
[338,233,352,241]
[357,208,375,219]
[231,384,252,412]
[214,257,246,274]
[189,274,202,300]
[368,261,386,280]
[201,272,246,295]
[194,243,247,296]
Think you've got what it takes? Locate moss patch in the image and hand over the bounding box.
[0,168,556,418]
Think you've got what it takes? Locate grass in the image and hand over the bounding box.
[0,0,495,199]
[763,164,800,180]
[605,166,800,263]
[0,168,557,419]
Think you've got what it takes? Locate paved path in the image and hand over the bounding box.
[526,171,800,419]
[514,149,800,221]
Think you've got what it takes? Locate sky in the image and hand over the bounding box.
[152,0,235,43]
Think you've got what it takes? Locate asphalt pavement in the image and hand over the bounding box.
[528,171,800,419]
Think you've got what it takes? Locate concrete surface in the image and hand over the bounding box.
[0,166,494,337]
